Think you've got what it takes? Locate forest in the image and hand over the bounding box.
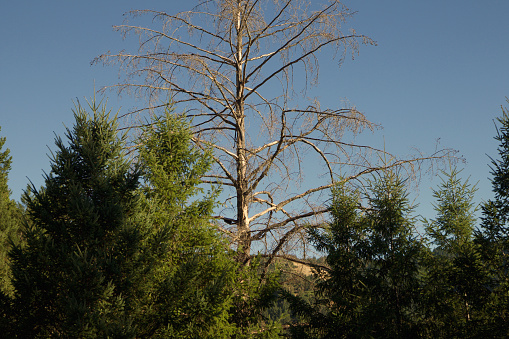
[1,99,509,338]
[1,0,509,338]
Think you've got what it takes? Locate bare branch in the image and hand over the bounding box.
[97,0,453,266]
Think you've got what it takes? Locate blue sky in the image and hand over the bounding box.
[1,1,509,224]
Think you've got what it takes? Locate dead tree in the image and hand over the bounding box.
[95,0,453,266]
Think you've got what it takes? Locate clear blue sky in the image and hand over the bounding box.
[1,1,509,224]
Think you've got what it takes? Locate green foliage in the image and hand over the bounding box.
[5,99,509,337]
[1,101,284,338]
[264,258,316,327]
[136,107,285,338]
[359,172,423,338]
[230,257,284,338]
[476,103,509,336]
[0,127,23,333]
[139,108,215,211]
[5,100,145,338]
[134,106,240,338]
[288,171,424,338]
[481,105,509,244]
[0,127,22,297]
[306,181,366,337]
[421,167,489,338]
[425,167,478,249]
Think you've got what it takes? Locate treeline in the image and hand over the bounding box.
[1,100,509,338]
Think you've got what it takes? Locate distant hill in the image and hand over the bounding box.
[289,261,313,276]
[273,255,327,277]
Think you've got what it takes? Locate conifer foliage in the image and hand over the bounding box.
[0,127,21,297]
[135,109,283,337]
[135,108,239,338]
[6,100,145,337]
[360,172,423,338]
[481,105,509,245]
[477,103,509,336]
[422,168,486,337]
[1,101,281,338]
[290,171,424,338]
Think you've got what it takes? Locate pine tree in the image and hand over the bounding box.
[300,181,366,338]
[0,127,23,333]
[5,100,147,338]
[0,127,22,297]
[480,105,509,244]
[136,108,282,338]
[360,171,423,338]
[425,167,477,249]
[288,171,423,338]
[476,103,509,336]
[422,167,487,337]
[134,108,240,338]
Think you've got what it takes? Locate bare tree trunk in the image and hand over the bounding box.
[235,0,252,264]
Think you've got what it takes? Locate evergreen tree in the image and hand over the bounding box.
[134,108,239,338]
[136,108,282,338]
[422,167,488,337]
[476,103,509,336]
[481,104,509,244]
[5,100,147,337]
[288,171,423,338]
[300,181,366,338]
[359,171,423,338]
[425,167,477,249]
[0,127,22,297]
[0,127,23,333]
